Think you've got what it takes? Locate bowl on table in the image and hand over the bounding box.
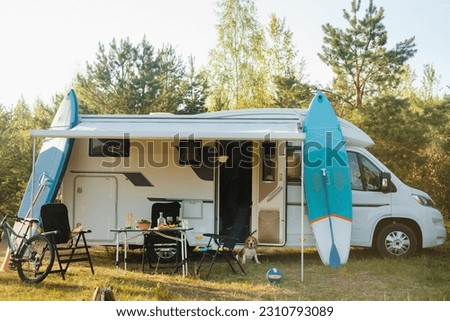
[137,219,151,230]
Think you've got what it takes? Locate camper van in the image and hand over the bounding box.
[30,107,447,260]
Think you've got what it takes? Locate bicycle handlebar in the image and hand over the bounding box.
[1,214,39,225]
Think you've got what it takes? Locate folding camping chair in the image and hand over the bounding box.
[40,203,94,280]
[195,233,246,279]
[141,202,181,273]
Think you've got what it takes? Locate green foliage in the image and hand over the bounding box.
[0,99,56,214]
[272,76,312,108]
[267,14,298,79]
[0,0,447,224]
[0,100,32,214]
[320,0,416,109]
[206,1,310,110]
[409,93,450,219]
[0,106,13,213]
[177,56,208,114]
[358,96,424,177]
[76,38,189,114]
[0,245,449,300]
[267,14,312,108]
[206,0,271,109]
[321,1,447,219]
[356,66,450,219]
[153,45,187,113]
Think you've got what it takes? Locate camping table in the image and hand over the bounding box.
[110,227,193,277]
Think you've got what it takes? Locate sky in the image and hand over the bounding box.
[0,0,449,108]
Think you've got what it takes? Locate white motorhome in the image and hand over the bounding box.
[31,108,447,259]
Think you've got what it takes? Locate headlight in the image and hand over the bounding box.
[412,194,436,208]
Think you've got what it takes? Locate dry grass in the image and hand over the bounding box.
[0,237,449,301]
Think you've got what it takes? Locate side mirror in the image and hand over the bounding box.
[380,172,392,193]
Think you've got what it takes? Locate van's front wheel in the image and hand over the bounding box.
[376,223,418,258]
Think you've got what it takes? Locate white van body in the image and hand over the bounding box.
[31,108,447,258]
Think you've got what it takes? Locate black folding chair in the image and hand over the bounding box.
[142,232,181,273]
[40,203,94,280]
[141,202,181,273]
[195,233,246,279]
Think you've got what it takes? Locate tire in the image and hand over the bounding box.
[17,234,55,284]
[376,223,418,258]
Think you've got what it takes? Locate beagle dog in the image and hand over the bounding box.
[235,235,261,264]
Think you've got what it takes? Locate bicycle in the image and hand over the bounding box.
[0,214,55,283]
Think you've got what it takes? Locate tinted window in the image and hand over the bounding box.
[89,138,130,157]
[179,140,202,166]
[286,146,301,182]
[348,152,381,191]
[348,152,363,191]
[262,142,276,182]
[360,155,381,191]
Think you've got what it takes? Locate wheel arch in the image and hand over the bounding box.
[372,217,423,250]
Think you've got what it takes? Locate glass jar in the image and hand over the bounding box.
[157,212,166,226]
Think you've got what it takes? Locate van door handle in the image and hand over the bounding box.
[267,186,283,202]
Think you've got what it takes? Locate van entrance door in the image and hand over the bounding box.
[253,141,286,245]
[73,176,118,243]
[217,141,253,243]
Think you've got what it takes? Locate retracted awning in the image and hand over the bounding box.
[30,113,305,141]
[29,109,373,147]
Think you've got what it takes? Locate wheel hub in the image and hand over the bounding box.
[385,231,410,256]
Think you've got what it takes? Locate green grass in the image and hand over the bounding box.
[0,238,449,301]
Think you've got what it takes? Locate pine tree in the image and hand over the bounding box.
[76,38,186,114]
[0,100,33,213]
[152,44,186,114]
[177,56,207,114]
[319,0,416,109]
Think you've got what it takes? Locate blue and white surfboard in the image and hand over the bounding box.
[303,92,352,267]
[18,89,79,220]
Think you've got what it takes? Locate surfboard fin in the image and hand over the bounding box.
[329,240,341,268]
[322,170,342,268]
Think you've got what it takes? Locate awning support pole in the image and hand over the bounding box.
[30,136,36,219]
[300,140,305,282]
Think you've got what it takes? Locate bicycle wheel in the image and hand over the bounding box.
[17,234,55,284]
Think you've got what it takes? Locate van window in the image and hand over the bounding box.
[360,155,381,191]
[348,152,381,191]
[286,146,301,182]
[89,138,130,157]
[262,142,276,182]
[179,140,202,166]
[348,152,363,190]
